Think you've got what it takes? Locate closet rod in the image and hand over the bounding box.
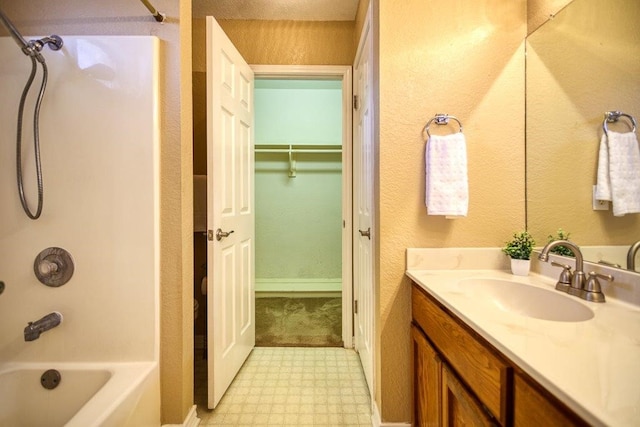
[255,145,342,154]
[255,148,342,154]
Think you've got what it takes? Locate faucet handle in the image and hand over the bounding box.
[551,261,572,292]
[582,271,613,303]
[551,261,571,272]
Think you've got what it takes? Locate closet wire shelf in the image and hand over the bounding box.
[255,144,342,178]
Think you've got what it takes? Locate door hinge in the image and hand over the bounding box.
[353,95,359,111]
[354,299,358,314]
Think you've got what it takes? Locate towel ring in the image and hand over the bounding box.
[424,114,463,138]
[603,111,637,135]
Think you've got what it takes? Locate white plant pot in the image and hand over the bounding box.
[510,258,530,276]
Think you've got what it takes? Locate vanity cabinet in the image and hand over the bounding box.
[412,282,587,427]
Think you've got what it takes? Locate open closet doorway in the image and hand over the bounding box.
[197,16,366,413]
[252,65,353,350]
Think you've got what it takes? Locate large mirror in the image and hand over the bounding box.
[526,0,640,271]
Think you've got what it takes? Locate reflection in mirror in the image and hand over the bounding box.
[526,0,640,272]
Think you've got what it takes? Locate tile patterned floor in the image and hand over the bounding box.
[195,347,372,426]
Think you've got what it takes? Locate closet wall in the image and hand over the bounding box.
[255,79,343,293]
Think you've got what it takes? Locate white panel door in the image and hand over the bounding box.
[206,16,255,409]
[353,9,375,397]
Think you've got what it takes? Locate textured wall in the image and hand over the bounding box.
[0,0,194,424]
[526,0,640,247]
[527,0,573,33]
[193,18,354,70]
[219,20,354,66]
[377,0,526,421]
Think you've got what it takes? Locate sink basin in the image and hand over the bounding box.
[457,278,594,322]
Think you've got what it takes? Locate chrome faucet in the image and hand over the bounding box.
[627,240,640,271]
[539,240,586,296]
[24,312,63,341]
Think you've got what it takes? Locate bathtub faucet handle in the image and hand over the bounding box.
[38,259,59,276]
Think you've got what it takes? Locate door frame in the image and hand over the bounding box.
[251,64,353,348]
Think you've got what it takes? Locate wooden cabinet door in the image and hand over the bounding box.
[514,374,587,427]
[442,365,496,427]
[412,286,509,424]
[412,325,441,427]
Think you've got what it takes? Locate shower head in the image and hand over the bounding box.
[28,36,64,62]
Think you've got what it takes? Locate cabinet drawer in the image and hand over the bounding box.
[412,284,510,425]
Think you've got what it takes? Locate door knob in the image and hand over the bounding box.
[359,228,371,240]
[213,228,234,241]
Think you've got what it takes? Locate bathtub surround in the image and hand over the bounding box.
[0,36,161,425]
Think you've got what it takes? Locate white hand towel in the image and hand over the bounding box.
[425,133,469,216]
[595,131,640,216]
[595,134,611,201]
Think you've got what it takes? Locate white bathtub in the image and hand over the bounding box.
[0,361,159,427]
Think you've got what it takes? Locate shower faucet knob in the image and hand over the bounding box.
[34,247,74,287]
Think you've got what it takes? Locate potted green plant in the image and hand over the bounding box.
[502,231,535,276]
[547,228,574,257]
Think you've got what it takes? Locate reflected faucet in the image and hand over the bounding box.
[538,240,586,297]
[24,312,63,341]
[627,241,640,271]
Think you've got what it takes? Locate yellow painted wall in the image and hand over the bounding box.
[192,18,354,70]
[0,0,194,423]
[377,0,526,421]
[218,20,354,66]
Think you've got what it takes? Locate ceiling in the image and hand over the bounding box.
[192,0,360,21]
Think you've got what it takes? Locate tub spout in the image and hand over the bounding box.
[24,312,63,341]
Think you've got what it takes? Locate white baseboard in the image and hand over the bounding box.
[372,401,411,427]
[255,278,341,293]
[256,290,341,298]
[161,405,200,427]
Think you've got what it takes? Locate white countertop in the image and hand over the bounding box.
[406,248,640,427]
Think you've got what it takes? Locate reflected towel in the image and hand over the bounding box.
[425,133,469,216]
[595,131,640,216]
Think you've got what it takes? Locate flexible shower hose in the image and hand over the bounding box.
[16,55,47,220]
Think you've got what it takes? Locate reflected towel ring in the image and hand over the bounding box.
[603,111,637,135]
[424,114,463,138]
